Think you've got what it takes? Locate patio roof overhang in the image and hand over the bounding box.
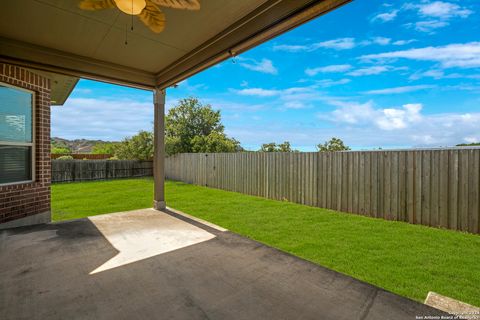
[0,0,351,214]
[0,0,350,91]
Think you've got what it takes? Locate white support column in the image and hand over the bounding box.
[153,88,166,210]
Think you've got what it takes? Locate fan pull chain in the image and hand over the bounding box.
[130,0,134,31]
[125,24,128,45]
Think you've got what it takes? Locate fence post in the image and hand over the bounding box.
[72,161,76,182]
[106,160,109,180]
[205,154,208,187]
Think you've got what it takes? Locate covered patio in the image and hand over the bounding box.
[1,0,351,226]
[0,0,449,318]
[0,208,446,319]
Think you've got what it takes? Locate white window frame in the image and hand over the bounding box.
[0,82,36,186]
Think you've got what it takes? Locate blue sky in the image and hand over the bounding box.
[52,0,480,151]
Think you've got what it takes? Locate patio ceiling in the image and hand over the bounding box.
[0,0,350,90]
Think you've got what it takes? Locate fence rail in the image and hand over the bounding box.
[166,150,480,234]
[51,153,112,160]
[52,160,153,183]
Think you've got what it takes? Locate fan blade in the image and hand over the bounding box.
[79,0,116,10]
[150,0,200,10]
[138,2,166,33]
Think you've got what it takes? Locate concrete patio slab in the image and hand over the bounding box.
[0,208,448,320]
[88,209,215,274]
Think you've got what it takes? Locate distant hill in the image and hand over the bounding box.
[51,137,118,153]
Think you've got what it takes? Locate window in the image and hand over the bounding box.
[0,83,35,185]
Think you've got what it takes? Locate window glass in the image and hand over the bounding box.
[0,83,34,184]
[0,85,33,143]
[0,146,32,184]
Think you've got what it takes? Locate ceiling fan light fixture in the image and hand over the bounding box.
[114,0,146,15]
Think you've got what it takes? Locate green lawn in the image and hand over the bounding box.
[52,178,480,307]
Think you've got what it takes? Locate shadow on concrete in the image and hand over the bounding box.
[0,211,448,320]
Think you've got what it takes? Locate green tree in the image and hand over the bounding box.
[92,142,119,155]
[165,97,241,155]
[51,146,71,154]
[278,141,294,152]
[259,141,296,152]
[114,131,154,160]
[317,137,351,152]
[260,142,277,152]
[457,142,480,146]
[51,140,71,154]
[191,131,241,153]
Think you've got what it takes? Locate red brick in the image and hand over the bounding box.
[0,64,51,224]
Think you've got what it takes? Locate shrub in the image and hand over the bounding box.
[56,155,74,160]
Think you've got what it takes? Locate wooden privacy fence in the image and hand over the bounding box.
[52,160,153,183]
[166,149,480,234]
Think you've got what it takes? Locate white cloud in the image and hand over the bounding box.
[176,79,207,91]
[52,97,153,140]
[376,104,423,130]
[273,38,356,52]
[283,101,308,110]
[405,20,449,33]
[232,108,480,149]
[363,85,435,95]
[234,85,340,111]
[347,66,391,76]
[393,39,417,46]
[372,37,392,46]
[325,100,377,124]
[464,136,480,143]
[442,84,480,92]
[238,58,278,75]
[407,69,465,80]
[360,42,480,69]
[314,37,356,50]
[318,100,480,145]
[321,100,423,130]
[225,97,480,149]
[200,98,268,112]
[272,45,309,52]
[235,87,314,99]
[236,88,280,97]
[305,64,352,76]
[315,79,351,88]
[275,36,399,54]
[405,1,473,19]
[229,82,480,147]
[402,1,473,33]
[371,10,398,22]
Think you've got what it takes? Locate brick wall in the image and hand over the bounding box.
[0,63,51,225]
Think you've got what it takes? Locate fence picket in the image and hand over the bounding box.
[164,149,480,234]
